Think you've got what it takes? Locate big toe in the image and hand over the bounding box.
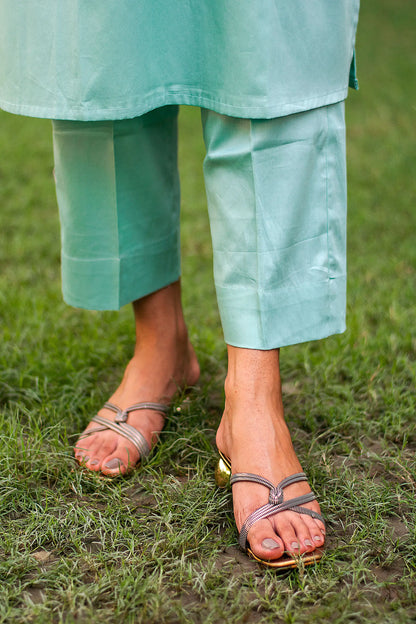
[100,454,128,476]
[99,441,140,476]
[246,520,285,561]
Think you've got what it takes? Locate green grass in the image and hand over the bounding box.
[1,0,415,621]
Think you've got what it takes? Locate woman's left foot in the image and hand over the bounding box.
[216,347,325,563]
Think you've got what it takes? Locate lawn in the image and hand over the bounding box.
[0,0,415,622]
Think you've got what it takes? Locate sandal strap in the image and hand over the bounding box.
[78,401,169,462]
[231,472,276,491]
[92,414,150,459]
[230,471,324,551]
[103,401,169,423]
[230,471,308,495]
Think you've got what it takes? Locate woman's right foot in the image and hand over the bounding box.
[74,281,200,476]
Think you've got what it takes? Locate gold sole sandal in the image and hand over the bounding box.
[78,401,169,475]
[215,450,324,569]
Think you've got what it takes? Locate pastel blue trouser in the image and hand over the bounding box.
[52,102,347,349]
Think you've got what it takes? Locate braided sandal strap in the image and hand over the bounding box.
[92,414,151,459]
[86,401,169,460]
[103,401,169,423]
[231,471,325,551]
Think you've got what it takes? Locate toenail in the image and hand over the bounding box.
[89,459,99,466]
[304,539,313,547]
[262,538,280,550]
[290,541,300,551]
[104,458,124,469]
[314,535,322,542]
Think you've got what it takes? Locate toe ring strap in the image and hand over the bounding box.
[232,472,324,551]
[91,414,150,459]
[238,492,322,551]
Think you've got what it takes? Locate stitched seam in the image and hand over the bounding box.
[248,120,266,348]
[110,120,121,307]
[324,107,331,323]
[0,87,350,119]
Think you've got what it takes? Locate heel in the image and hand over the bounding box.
[215,451,231,488]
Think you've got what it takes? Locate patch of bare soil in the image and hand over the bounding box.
[387,517,410,543]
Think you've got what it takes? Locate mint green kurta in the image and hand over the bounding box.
[0,1,359,121]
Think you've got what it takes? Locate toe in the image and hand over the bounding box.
[272,515,303,554]
[272,511,323,555]
[100,440,139,476]
[100,455,127,476]
[74,427,101,462]
[74,438,92,461]
[292,515,316,553]
[272,511,316,555]
[246,519,285,561]
[301,514,326,548]
[76,431,119,471]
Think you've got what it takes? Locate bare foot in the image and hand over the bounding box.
[74,281,200,476]
[216,347,325,562]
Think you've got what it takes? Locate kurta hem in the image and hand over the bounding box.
[0,87,350,122]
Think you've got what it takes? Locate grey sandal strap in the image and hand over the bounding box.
[92,414,151,459]
[231,473,276,491]
[103,401,169,423]
[289,505,324,522]
[230,471,324,551]
[85,401,169,461]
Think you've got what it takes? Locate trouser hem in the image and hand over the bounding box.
[218,275,346,349]
[61,234,181,310]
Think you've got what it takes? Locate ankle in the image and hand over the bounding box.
[226,345,281,391]
[224,373,283,415]
[127,326,199,394]
[134,321,190,355]
[133,281,190,347]
[218,371,288,461]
